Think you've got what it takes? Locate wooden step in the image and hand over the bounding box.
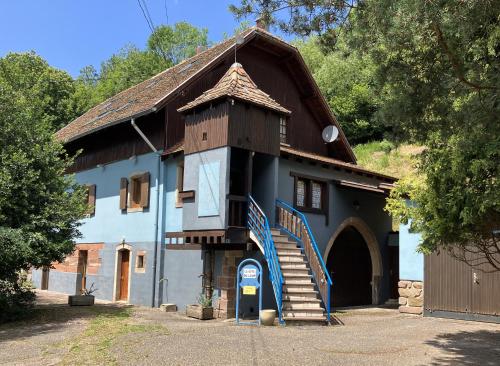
[283,309,325,318]
[282,288,319,298]
[271,234,294,243]
[278,256,307,263]
[283,316,327,323]
[283,295,321,303]
[275,243,300,250]
[281,272,311,279]
[281,263,308,270]
[283,302,323,310]
[283,284,315,292]
[284,278,312,285]
[277,250,303,256]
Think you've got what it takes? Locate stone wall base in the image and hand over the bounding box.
[398,280,423,315]
[214,250,243,319]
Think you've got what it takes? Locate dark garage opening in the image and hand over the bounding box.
[327,226,372,307]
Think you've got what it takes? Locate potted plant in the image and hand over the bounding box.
[186,293,213,320]
[68,283,97,306]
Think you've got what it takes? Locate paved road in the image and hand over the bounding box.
[0,290,499,365]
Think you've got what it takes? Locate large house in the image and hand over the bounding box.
[32,26,401,323]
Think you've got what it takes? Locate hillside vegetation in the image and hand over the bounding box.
[353,141,423,179]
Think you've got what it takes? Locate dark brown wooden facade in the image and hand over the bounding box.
[425,251,500,320]
[66,33,355,173]
[184,100,281,156]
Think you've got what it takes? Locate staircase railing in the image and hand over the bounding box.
[276,199,332,322]
[247,195,284,324]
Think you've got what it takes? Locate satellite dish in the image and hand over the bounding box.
[322,125,339,143]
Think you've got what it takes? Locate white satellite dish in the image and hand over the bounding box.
[322,125,339,143]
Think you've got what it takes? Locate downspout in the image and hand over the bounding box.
[131,117,162,307]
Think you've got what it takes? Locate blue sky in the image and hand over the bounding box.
[0,0,256,77]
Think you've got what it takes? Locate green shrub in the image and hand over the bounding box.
[0,273,36,323]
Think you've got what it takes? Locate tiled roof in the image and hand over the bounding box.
[280,145,397,182]
[177,62,291,115]
[56,28,261,143]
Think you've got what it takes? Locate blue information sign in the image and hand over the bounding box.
[236,259,263,325]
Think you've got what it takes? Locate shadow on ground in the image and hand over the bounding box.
[0,303,130,344]
[425,329,500,366]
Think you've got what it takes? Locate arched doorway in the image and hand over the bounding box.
[324,217,383,306]
[327,227,372,306]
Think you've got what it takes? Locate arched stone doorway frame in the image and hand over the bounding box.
[323,217,383,305]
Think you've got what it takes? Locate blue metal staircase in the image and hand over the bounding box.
[247,196,332,324]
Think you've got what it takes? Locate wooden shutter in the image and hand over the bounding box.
[87,184,96,215]
[139,172,150,208]
[119,178,128,210]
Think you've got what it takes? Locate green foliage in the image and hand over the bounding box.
[197,293,213,307]
[232,0,500,261]
[353,141,422,179]
[352,1,500,256]
[0,52,79,130]
[0,73,87,283]
[0,274,36,323]
[75,22,209,112]
[295,36,385,143]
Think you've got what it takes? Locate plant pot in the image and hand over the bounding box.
[68,295,95,306]
[186,304,213,320]
[260,309,276,326]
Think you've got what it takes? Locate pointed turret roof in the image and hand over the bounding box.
[177,62,291,115]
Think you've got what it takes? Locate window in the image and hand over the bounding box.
[292,173,328,216]
[130,176,142,208]
[280,117,287,144]
[137,255,144,269]
[119,172,150,212]
[175,163,184,208]
[296,179,306,207]
[135,252,146,273]
[311,182,322,209]
[202,132,207,141]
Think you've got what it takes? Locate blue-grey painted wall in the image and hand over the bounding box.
[252,154,279,225]
[399,221,423,281]
[182,147,230,231]
[161,249,204,310]
[75,152,162,244]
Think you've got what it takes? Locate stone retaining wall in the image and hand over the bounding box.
[398,280,423,315]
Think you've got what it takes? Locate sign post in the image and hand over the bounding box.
[236,258,263,326]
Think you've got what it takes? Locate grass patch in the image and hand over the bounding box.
[353,140,423,179]
[50,306,168,365]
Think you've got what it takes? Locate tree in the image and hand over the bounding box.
[0,52,79,130]
[0,68,86,288]
[295,36,385,144]
[231,0,500,267]
[76,22,209,111]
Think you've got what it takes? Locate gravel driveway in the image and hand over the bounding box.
[0,290,499,365]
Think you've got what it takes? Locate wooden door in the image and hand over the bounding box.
[119,251,130,301]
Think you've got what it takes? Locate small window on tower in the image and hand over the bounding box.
[280,117,287,144]
[202,132,207,141]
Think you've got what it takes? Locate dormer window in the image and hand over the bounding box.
[280,117,287,144]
